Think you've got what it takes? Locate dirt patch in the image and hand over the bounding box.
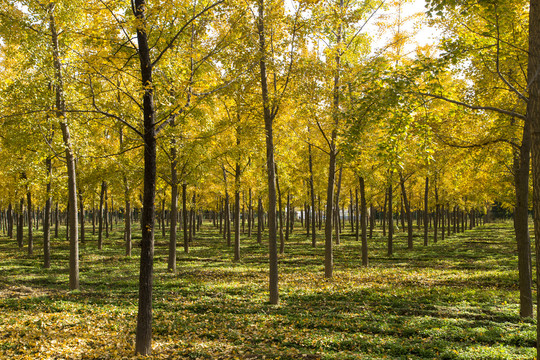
[0,285,62,299]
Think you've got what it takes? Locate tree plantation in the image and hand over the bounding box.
[0,0,538,358]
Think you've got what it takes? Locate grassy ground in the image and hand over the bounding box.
[0,220,536,359]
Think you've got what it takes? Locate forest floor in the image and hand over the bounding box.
[0,220,536,359]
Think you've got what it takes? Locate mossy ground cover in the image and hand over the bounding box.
[0,220,536,359]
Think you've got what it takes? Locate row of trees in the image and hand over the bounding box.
[0,0,533,355]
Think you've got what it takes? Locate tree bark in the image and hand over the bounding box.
[515,106,534,318]
[17,198,23,249]
[248,188,252,237]
[257,197,263,244]
[359,177,368,266]
[134,0,157,353]
[43,157,52,268]
[27,189,33,256]
[434,183,439,244]
[285,193,291,247]
[7,202,13,239]
[98,181,106,250]
[276,165,285,254]
[168,140,178,270]
[334,167,343,245]
[400,174,413,250]
[424,176,429,246]
[125,185,132,257]
[79,193,85,243]
[309,144,316,247]
[183,184,188,253]
[387,184,393,256]
[257,0,279,304]
[234,161,241,261]
[50,6,78,289]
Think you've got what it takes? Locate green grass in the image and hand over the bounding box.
[0,220,536,359]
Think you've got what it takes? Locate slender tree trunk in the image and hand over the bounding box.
[285,193,290,248]
[355,188,359,242]
[98,181,106,250]
[161,200,165,239]
[248,188,252,237]
[382,191,387,236]
[234,161,241,261]
[400,174,413,250]
[334,167,343,245]
[17,199,23,249]
[43,157,52,268]
[55,202,59,238]
[183,184,188,253]
[309,144,316,247]
[276,165,285,254]
[225,191,231,246]
[424,176,429,246]
[242,193,246,235]
[168,142,178,270]
[369,204,374,239]
[359,177,368,266]
[105,188,109,238]
[125,186,132,257]
[258,0,279,304]
[133,0,158,353]
[514,117,534,318]
[50,6,78,290]
[257,197,263,244]
[7,202,13,239]
[387,184,393,257]
[434,182,439,244]
[441,203,445,241]
[27,189,33,256]
[79,193,85,244]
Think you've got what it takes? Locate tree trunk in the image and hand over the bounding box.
[276,164,285,254]
[257,197,263,244]
[424,176,429,246]
[7,202,13,239]
[27,189,33,256]
[234,161,241,261]
[224,190,231,246]
[98,181,106,250]
[161,200,165,239]
[133,0,157,353]
[309,144,316,247]
[434,183,439,244]
[382,191,387,236]
[387,184,393,256]
[43,158,52,268]
[79,193,85,243]
[369,204,374,239]
[334,167,343,245]
[285,193,291,247]
[55,202,59,238]
[359,177,368,266]
[257,0,279,304]
[105,188,109,238]
[514,115,534,318]
[400,174,413,250]
[183,184,188,253]
[50,5,78,290]
[17,199,23,249]
[355,188,359,242]
[248,188,252,237]
[125,187,132,257]
[168,142,178,270]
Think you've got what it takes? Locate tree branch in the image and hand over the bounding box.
[151,0,225,67]
[418,92,526,119]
